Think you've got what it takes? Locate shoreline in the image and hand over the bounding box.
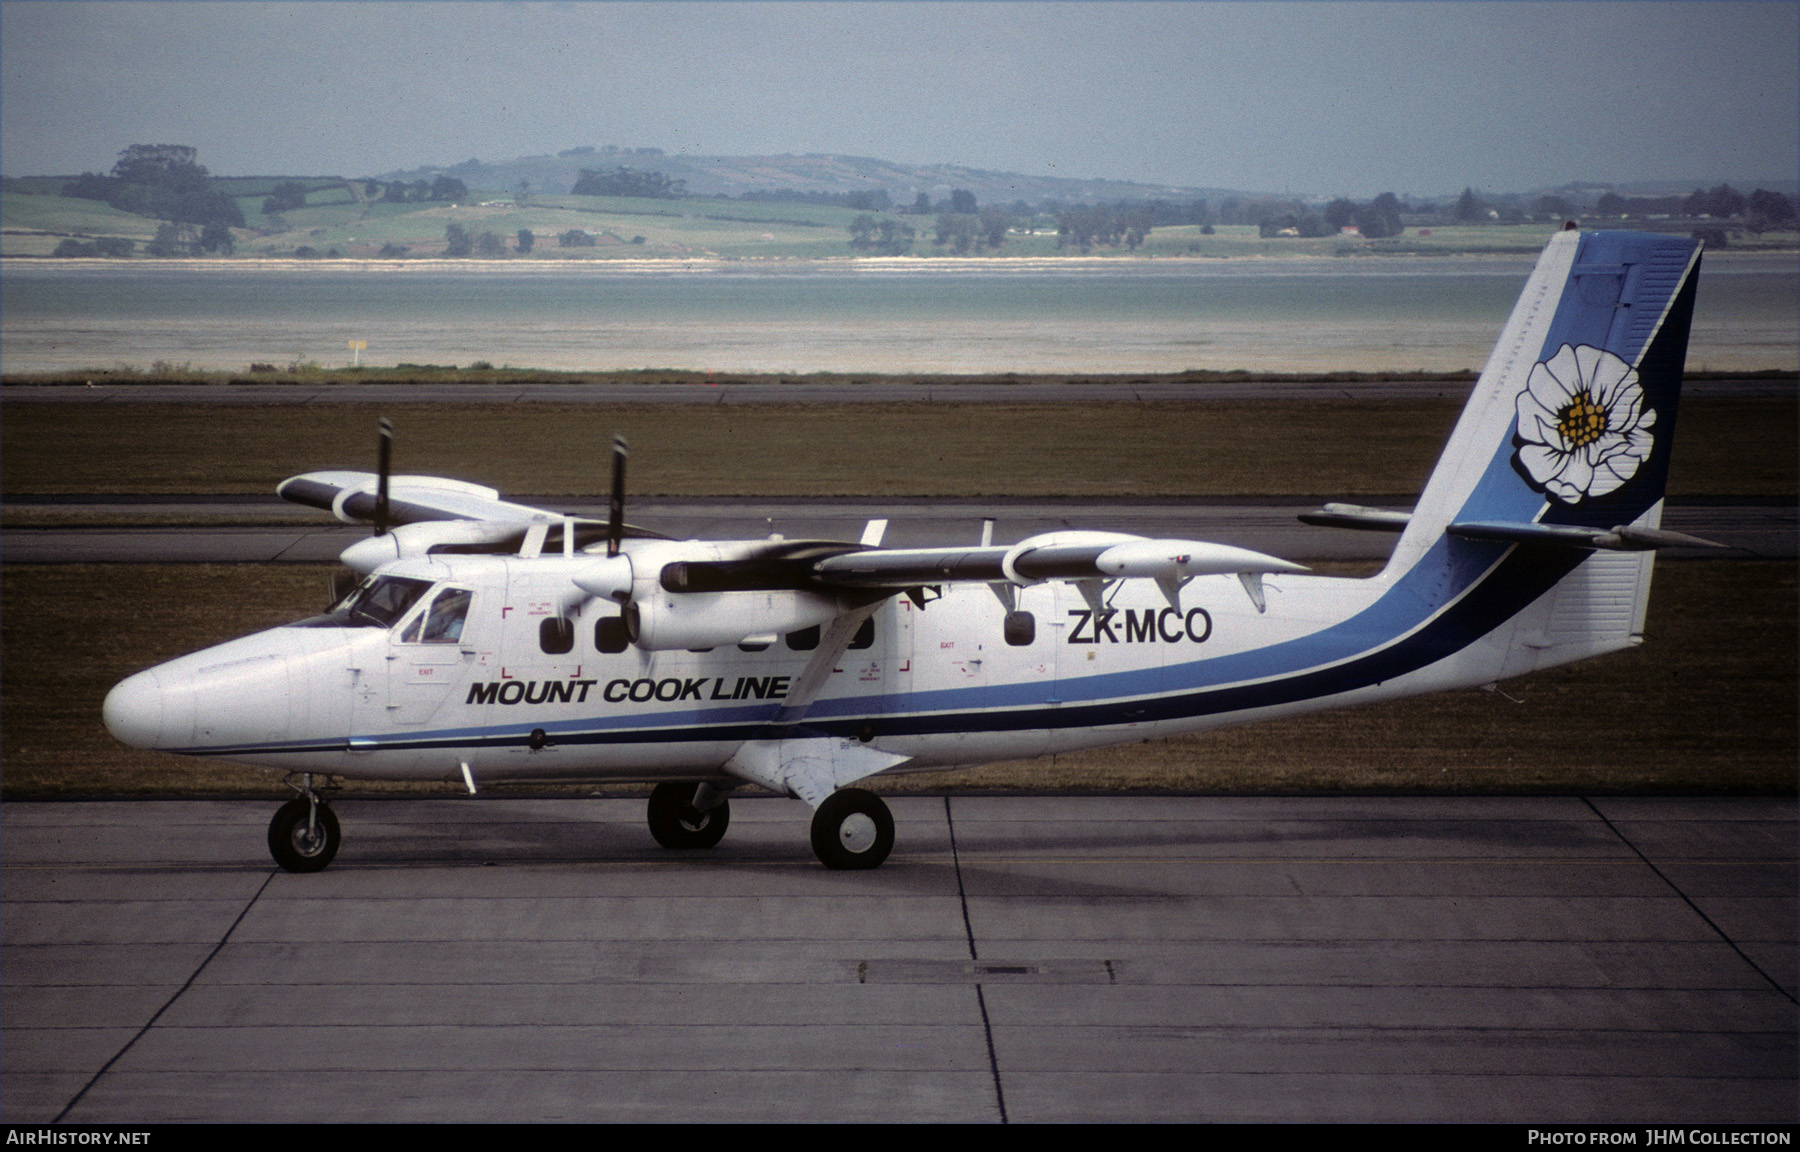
[6,248,1795,276]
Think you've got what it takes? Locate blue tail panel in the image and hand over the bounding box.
[1444,231,1701,539]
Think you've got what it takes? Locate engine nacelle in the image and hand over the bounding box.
[571,555,634,603]
[338,520,524,574]
[625,589,842,651]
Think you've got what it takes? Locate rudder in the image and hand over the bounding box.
[1387,227,1703,577]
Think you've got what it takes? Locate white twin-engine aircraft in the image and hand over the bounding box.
[106,228,1716,873]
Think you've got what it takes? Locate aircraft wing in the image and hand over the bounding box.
[668,531,1306,595]
[809,545,1010,586]
[278,470,562,525]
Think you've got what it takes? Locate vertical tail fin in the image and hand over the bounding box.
[1386,228,1703,577]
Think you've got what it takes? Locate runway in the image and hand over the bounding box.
[3,496,1791,563]
[1,376,1790,406]
[3,795,1792,1123]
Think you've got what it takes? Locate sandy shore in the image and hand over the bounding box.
[6,248,1793,276]
[5,250,1791,376]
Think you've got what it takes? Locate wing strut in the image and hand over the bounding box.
[722,601,911,807]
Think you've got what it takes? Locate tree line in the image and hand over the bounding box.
[41,144,1799,261]
[1592,185,1796,230]
[372,175,468,205]
[60,144,243,253]
[571,166,686,198]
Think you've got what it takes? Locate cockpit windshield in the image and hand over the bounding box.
[337,575,434,628]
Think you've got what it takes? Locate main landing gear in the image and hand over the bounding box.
[647,782,731,849]
[268,775,340,873]
[644,782,895,869]
[809,788,894,870]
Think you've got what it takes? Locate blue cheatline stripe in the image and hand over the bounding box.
[188,536,1574,759]
[182,532,1498,756]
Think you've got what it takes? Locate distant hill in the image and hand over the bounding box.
[377,147,1237,206]
[1529,177,1800,201]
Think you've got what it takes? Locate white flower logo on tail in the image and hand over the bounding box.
[1514,344,1656,504]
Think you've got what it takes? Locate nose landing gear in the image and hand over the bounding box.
[268,775,340,872]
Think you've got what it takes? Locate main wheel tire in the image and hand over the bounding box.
[267,797,341,873]
[647,782,731,849]
[810,788,894,870]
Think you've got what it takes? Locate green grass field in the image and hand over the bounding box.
[0,191,163,254]
[10,184,1793,261]
[3,396,1792,500]
[3,560,1790,797]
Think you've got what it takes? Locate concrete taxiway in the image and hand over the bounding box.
[3,795,1793,1123]
[5,497,1791,563]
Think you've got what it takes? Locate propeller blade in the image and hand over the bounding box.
[374,417,393,537]
[607,434,628,558]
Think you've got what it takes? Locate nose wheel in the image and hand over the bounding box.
[810,788,894,870]
[647,782,731,849]
[268,793,340,873]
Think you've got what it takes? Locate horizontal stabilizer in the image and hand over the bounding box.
[1448,520,1725,551]
[1298,503,1413,533]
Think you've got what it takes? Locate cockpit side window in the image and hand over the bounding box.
[422,588,472,643]
[344,576,433,628]
[397,587,473,644]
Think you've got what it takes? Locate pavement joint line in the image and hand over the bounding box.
[945,795,1008,1124]
[9,935,1758,946]
[8,980,1788,994]
[1580,795,1798,1007]
[46,1069,1795,1082]
[4,856,1792,873]
[84,1023,1792,1034]
[51,868,277,1124]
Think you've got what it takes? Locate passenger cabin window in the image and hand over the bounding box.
[848,618,875,650]
[595,615,630,654]
[539,616,575,655]
[786,626,821,651]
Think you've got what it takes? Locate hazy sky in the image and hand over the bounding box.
[2,1,1795,196]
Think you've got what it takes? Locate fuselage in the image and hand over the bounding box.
[102,528,1621,788]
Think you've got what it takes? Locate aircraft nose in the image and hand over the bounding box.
[104,668,167,749]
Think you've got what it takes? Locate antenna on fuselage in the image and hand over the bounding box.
[375,417,393,537]
[607,434,629,557]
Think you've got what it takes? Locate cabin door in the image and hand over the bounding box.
[388,585,483,726]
